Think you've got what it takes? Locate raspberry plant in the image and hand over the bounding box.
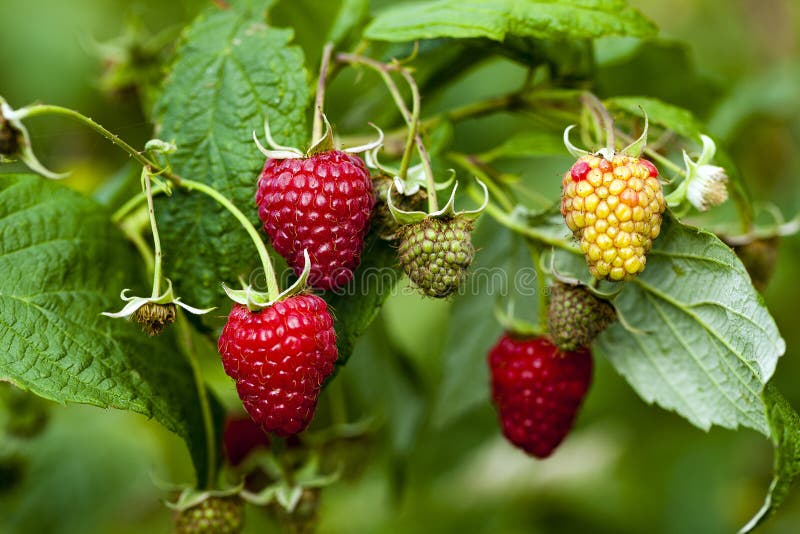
[1,0,799,532]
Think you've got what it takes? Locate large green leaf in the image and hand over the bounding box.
[365,0,656,43]
[0,174,215,484]
[741,385,800,533]
[154,2,310,310]
[591,216,785,435]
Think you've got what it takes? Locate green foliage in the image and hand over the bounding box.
[593,215,785,435]
[366,0,657,42]
[325,235,402,364]
[2,0,800,531]
[433,217,513,426]
[154,1,309,311]
[0,174,215,484]
[742,385,800,532]
[478,130,566,161]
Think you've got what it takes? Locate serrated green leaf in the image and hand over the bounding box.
[365,0,657,43]
[0,174,217,484]
[154,4,310,310]
[590,215,785,435]
[326,235,401,363]
[740,385,800,533]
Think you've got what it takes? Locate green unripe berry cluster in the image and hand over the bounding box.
[174,496,244,534]
[548,282,616,351]
[398,216,474,298]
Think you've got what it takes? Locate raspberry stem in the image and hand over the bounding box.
[311,43,334,143]
[19,105,157,170]
[179,179,280,301]
[15,104,282,300]
[335,53,439,211]
[580,93,615,155]
[397,68,419,184]
[112,182,168,223]
[143,169,164,298]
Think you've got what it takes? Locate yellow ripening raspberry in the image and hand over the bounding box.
[561,154,665,281]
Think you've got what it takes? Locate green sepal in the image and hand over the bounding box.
[620,108,649,157]
[387,177,489,224]
[223,250,311,311]
[165,483,244,512]
[240,453,340,511]
[365,147,454,196]
[254,113,384,160]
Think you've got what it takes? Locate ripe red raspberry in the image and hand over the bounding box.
[256,150,373,290]
[218,295,338,437]
[488,334,592,458]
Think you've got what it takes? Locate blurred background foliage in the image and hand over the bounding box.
[1,0,799,532]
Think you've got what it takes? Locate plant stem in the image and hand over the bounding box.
[179,179,280,301]
[398,69,439,212]
[143,170,163,297]
[312,43,334,143]
[527,243,549,331]
[21,105,156,170]
[175,312,217,489]
[397,69,419,181]
[475,196,580,254]
[111,182,168,223]
[581,92,615,152]
[336,52,440,210]
[23,104,281,298]
[447,152,514,212]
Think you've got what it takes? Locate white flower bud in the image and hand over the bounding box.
[687,164,728,211]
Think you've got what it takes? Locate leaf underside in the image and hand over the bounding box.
[591,215,784,435]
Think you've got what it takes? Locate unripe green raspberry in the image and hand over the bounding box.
[561,154,665,281]
[173,496,244,534]
[397,216,474,298]
[371,175,427,240]
[548,282,616,351]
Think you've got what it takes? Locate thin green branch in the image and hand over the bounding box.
[527,243,549,331]
[336,52,439,210]
[397,69,419,182]
[447,152,514,212]
[312,43,334,142]
[21,105,156,169]
[179,179,279,301]
[143,170,163,297]
[111,182,168,223]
